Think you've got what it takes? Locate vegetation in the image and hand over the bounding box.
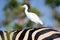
[45,0,60,30]
[3,0,42,31]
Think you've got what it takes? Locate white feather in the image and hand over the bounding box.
[26,12,43,25]
[21,4,43,25]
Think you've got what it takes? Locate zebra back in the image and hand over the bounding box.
[0,27,60,40]
[10,27,60,40]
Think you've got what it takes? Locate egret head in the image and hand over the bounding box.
[21,4,30,9]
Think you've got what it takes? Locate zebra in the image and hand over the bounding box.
[10,27,60,40]
[0,27,60,40]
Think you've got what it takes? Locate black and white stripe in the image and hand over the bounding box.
[0,31,7,40]
[10,27,60,40]
[0,27,60,40]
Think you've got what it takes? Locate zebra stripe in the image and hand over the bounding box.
[15,30,24,40]
[32,28,49,40]
[0,36,2,40]
[10,27,60,40]
[54,38,60,40]
[38,31,60,40]
[0,27,60,40]
[34,29,57,40]
[0,31,7,40]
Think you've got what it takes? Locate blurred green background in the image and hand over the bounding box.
[0,0,60,31]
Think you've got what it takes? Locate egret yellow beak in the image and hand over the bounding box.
[20,6,24,7]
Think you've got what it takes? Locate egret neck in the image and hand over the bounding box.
[24,6,29,14]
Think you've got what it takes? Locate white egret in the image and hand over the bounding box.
[21,4,43,25]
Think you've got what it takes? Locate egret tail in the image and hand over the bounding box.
[39,21,43,25]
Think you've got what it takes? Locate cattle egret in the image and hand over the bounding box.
[21,4,43,25]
